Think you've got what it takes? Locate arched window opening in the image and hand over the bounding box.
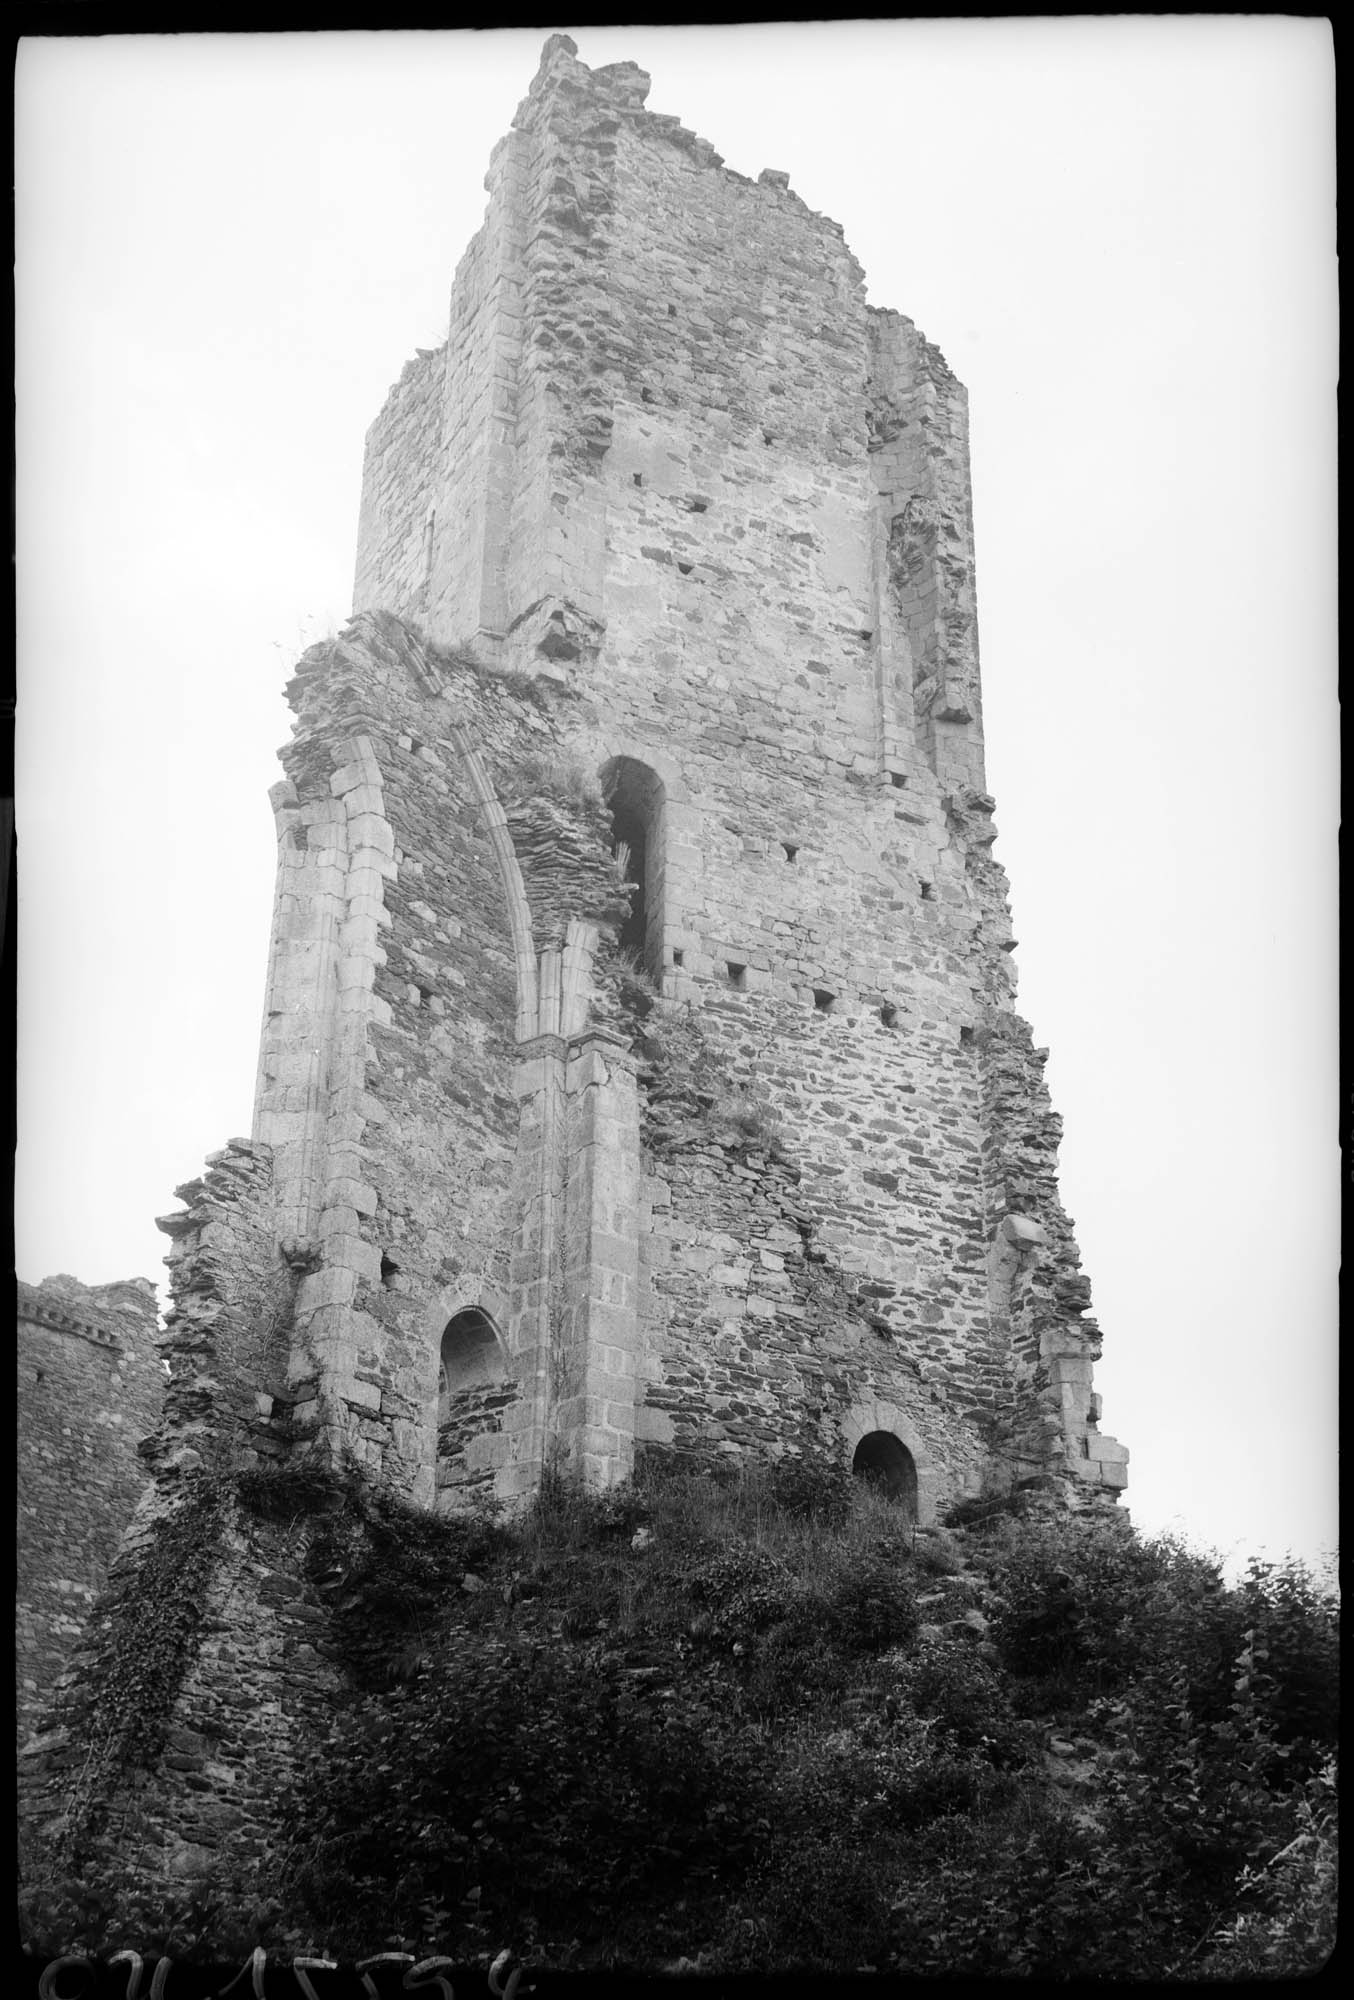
[601,756,666,983]
[437,1308,507,1425]
[852,1431,918,1519]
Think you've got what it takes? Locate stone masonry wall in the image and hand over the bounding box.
[16,1275,165,1745]
[251,613,641,1504]
[341,36,1126,1510]
[352,345,447,622]
[18,1152,333,1880]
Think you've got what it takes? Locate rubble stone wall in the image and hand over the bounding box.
[16,1276,165,1745]
[337,36,1125,1508]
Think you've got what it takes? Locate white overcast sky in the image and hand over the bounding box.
[15,21,1337,1579]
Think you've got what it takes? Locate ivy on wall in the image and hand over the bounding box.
[58,1476,228,1837]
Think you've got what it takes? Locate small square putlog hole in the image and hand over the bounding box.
[813,989,836,1014]
[727,962,747,989]
[880,1003,898,1028]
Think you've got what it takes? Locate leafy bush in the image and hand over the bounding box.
[117,1459,1328,1980]
[685,1544,798,1648]
[743,1619,853,1713]
[285,1628,763,1959]
[739,1830,903,1971]
[822,1544,919,1652]
[764,1453,854,1526]
[888,1630,1033,1767]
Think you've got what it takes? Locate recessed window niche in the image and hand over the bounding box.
[603,756,667,984]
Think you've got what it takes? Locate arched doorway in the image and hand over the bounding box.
[601,756,666,981]
[852,1430,919,1519]
[435,1308,514,1504]
[438,1308,507,1414]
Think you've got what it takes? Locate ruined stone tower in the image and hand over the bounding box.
[249,33,1125,1516]
[21,37,1124,1883]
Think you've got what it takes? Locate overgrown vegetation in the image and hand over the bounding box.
[21,1460,1337,1976]
[49,1479,229,1838]
[502,750,604,812]
[268,1465,1336,1975]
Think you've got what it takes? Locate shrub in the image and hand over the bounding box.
[743,1619,852,1713]
[685,1544,798,1648]
[1230,1556,1340,1772]
[888,1630,1033,1767]
[823,1544,919,1652]
[765,1453,854,1527]
[740,1830,903,1972]
[286,1630,761,1958]
[983,1511,1227,1695]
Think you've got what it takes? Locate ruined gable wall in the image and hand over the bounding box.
[16,1276,164,1744]
[257,619,531,1497]
[254,614,636,1503]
